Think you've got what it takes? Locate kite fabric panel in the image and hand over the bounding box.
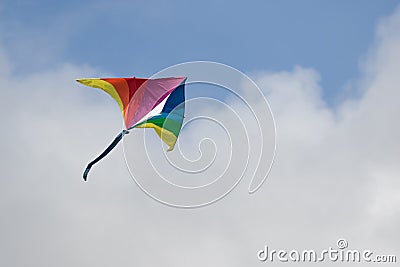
[134,82,185,151]
[76,76,187,180]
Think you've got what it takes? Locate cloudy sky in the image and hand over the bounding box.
[1,1,399,266]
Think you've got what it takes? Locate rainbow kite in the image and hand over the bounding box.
[76,76,187,180]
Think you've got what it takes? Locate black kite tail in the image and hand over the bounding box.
[83,129,129,181]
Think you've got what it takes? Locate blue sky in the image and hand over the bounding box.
[0,0,398,103]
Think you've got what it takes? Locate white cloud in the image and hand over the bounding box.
[0,5,400,267]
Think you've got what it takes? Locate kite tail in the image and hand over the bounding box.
[83,129,130,181]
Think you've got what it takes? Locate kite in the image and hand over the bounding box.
[76,76,187,181]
